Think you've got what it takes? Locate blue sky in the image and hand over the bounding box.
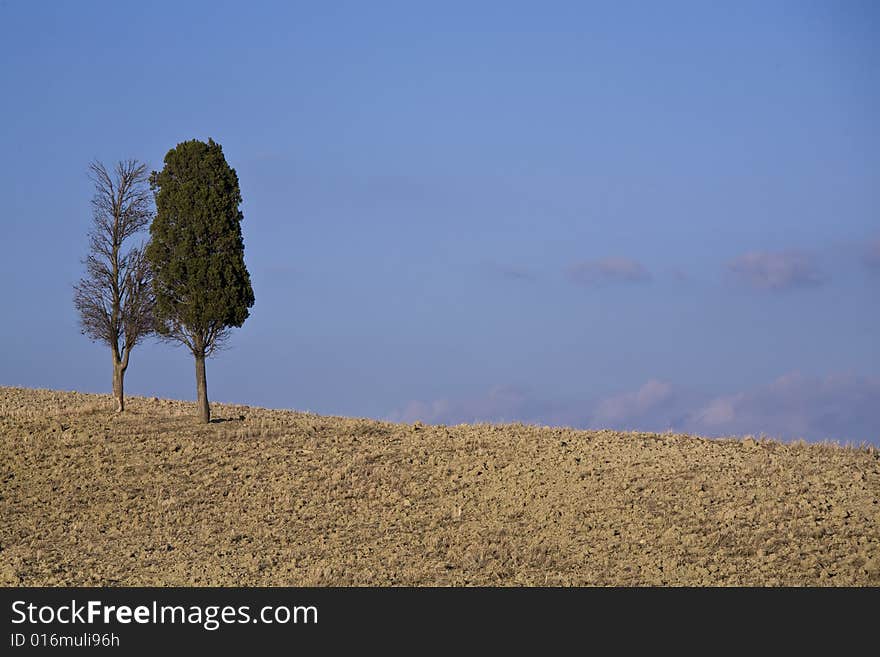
[1,1,878,443]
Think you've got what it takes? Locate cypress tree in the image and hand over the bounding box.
[146,138,254,423]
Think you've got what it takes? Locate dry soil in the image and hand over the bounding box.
[1,386,878,586]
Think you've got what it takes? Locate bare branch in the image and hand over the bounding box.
[74,159,155,359]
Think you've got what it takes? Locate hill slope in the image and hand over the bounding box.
[1,386,878,586]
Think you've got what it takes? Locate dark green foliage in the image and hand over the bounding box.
[146,138,254,422]
[146,139,254,357]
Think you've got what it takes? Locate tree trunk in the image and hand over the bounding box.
[113,359,125,413]
[195,354,210,423]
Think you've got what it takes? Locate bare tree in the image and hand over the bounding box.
[74,160,155,412]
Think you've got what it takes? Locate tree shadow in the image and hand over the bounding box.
[210,415,246,424]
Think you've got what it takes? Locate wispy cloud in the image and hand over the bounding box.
[596,372,880,443]
[388,373,880,445]
[727,250,825,290]
[592,380,675,425]
[685,372,880,443]
[566,257,652,287]
[387,385,583,427]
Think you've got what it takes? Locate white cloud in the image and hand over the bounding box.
[727,250,825,290]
